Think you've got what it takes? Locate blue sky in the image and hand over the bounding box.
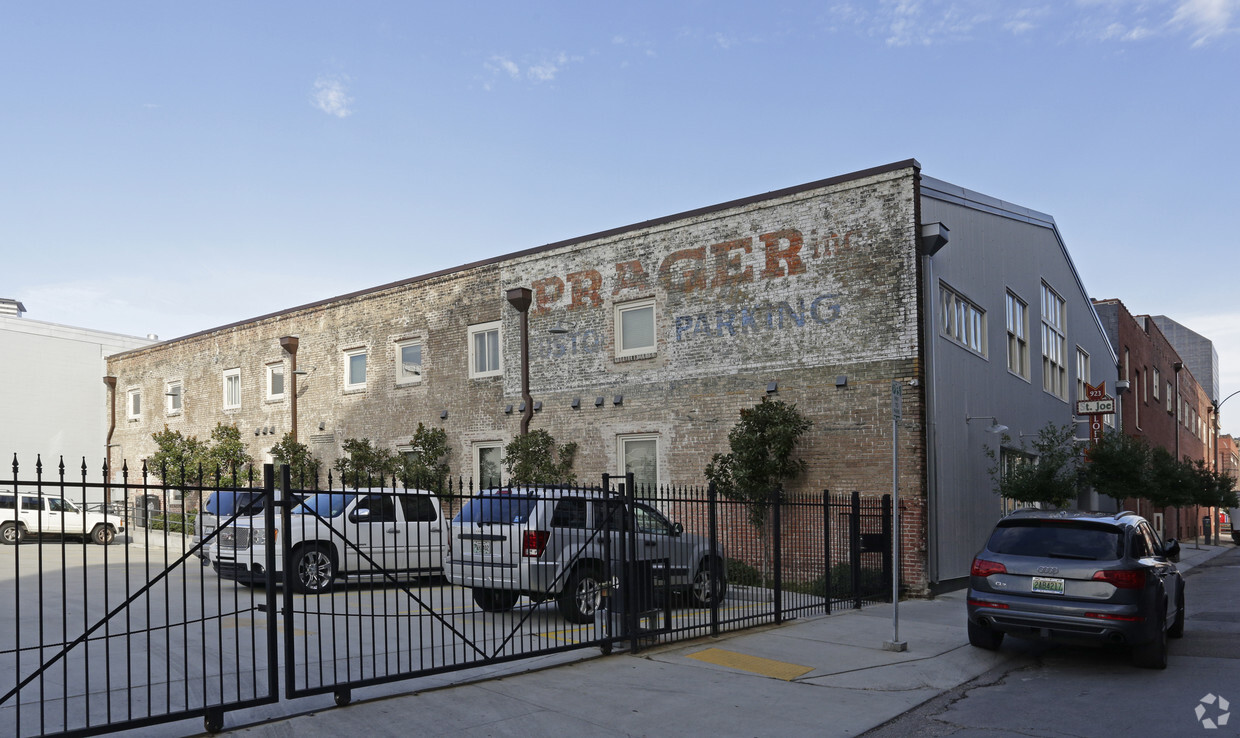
[3,1,1239,432]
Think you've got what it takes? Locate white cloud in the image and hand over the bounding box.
[485,52,577,85]
[1170,0,1237,46]
[312,75,353,118]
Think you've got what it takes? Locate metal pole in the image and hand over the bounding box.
[506,288,533,435]
[884,379,906,651]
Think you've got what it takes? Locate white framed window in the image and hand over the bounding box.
[395,339,423,385]
[940,283,986,356]
[1075,348,1090,403]
[1152,368,1160,400]
[266,363,285,401]
[1167,382,1174,413]
[468,321,502,378]
[1006,291,1028,379]
[473,442,504,489]
[126,388,142,420]
[619,433,659,497]
[615,298,656,358]
[222,368,241,410]
[165,381,182,415]
[344,348,367,390]
[1134,370,1141,429]
[1040,283,1067,399]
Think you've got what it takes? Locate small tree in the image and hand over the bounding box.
[204,423,255,487]
[399,423,452,491]
[1146,447,1194,511]
[333,438,398,489]
[1187,458,1239,512]
[503,429,577,485]
[986,422,1083,508]
[149,426,208,489]
[1083,429,1151,505]
[270,433,322,489]
[704,398,812,586]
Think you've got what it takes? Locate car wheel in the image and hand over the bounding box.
[967,619,1004,650]
[472,588,519,612]
[91,524,116,546]
[1168,583,1185,639]
[690,558,727,607]
[0,522,23,545]
[1132,614,1168,669]
[559,566,604,624]
[291,544,336,595]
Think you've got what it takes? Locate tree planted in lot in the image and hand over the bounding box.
[270,433,323,489]
[399,423,452,491]
[1187,458,1239,511]
[333,438,398,489]
[1083,429,1151,505]
[503,429,577,485]
[149,426,208,489]
[705,398,812,587]
[986,422,1083,508]
[204,423,255,487]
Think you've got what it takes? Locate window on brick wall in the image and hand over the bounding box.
[127,388,142,420]
[166,381,182,415]
[619,434,659,498]
[469,321,502,378]
[1167,383,1174,413]
[344,348,367,390]
[267,363,284,401]
[1041,283,1067,400]
[473,442,503,489]
[1134,369,1142,429]
[1152,368,1160,400]
[615,298,656,359]
[1006,291,1029,379]
[223,368,241,410]
[395,339,423,385]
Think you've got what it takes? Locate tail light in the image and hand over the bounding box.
[522,530,550,557]
[967,598,1009,610]
[1092,569,1146,589]
[1085,612,1144,622]
[971,558,1006,577]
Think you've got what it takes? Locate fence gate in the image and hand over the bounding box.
[0,459,279,737]
[2,457,892,736]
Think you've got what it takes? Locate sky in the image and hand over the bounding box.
[3,0,1239,432]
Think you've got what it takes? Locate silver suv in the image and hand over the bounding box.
[445,487,726,623]
[967,509,1183,669]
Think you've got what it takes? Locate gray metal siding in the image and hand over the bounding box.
[920,188,1117,583]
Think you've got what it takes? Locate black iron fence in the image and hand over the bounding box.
[1,456,891,736]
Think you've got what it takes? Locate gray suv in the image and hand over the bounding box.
[967,509,1183,669]
[445,487,726,623]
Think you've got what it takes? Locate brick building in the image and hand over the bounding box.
[104,160,1116,591]
[1092,299,1214,540]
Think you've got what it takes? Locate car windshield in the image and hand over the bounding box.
[988,521,1124,560]
[290,493,355,519]
[204,491,266,516]
[48,497,79,513]
[455,493,539,524]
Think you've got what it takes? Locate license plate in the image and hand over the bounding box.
[1031,576,1065,595]
[472,540,492,555]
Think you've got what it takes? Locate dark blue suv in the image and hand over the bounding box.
[967,509,1183,669]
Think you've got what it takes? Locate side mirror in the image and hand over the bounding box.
[672,522,684,536]
[1164,539,1180,562]
[350,508,371,523]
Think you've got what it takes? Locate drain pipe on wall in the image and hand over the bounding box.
[103,375,117,504]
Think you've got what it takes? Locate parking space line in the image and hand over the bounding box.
[685,647,813,681]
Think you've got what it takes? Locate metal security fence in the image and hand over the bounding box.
[1,456,891,736]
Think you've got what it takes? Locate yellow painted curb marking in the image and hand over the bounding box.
[685,647,813,681]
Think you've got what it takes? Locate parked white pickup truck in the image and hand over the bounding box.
[209,488,445,594]
[0,490,125,545]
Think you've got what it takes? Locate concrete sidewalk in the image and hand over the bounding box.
[199,542,1231,737]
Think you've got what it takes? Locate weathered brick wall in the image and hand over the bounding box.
[106,164,929,589]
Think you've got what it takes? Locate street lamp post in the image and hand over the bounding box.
[1211,388,1240,545]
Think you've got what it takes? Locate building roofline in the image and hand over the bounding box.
[109,159,923,360]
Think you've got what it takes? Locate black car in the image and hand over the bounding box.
[966,508,1183,669]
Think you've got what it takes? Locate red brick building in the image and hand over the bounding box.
[1092,298,1213,541]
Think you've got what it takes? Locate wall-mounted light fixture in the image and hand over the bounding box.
[766,381,778,394]
[595,396,605,407]
[571,398,580,409]
[534,401,543,411]
[836,375,848,387]
[504,404,514,414]
[966,415,1009,434]
[440,410,448,420]
[613,395,623,406]
[318,421,326,431]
